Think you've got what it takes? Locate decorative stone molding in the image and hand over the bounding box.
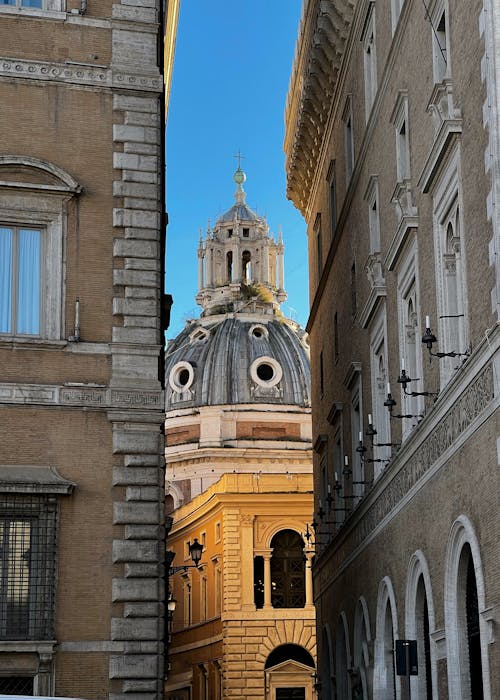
[0,57,163,92]
[418,82,463,193]
[0,381,163,409]
[359,254,386,329]
[315,344,496,592]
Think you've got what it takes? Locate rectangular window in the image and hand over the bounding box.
[369,307,391,474]
[0,496,57,641]
[343,98,354,185]
[0,227,41,336]
[1,1,43,6]
[314,213,322,284]
[362,5,377,119]
[351,262,357,318]
[391,93,410,183]
[319,350,324,397]
[364,175,380,253]
[242,228,249,238]
[334,312,339,363]
[432,7,448,82]
[0,1,65,9]
[215,567,222,616]
[327,159,337,239]
[350,378,364,501]
[201,576,207,621]
[215,521,221,543]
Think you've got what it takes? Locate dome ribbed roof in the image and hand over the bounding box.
[217,202,262,223]
[165,316,311,409]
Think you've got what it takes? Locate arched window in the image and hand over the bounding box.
[226,251,233,282]
[353,598,372,698]
[334,615,351,700]
[445,516,491,698]
[405,551,436,699]
[270,530,305,608]
[374,578,399,700]
[242,250,252,282]
[464,548,484,699]
[321,626,335,700]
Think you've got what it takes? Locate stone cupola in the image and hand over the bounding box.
[195,167,287,316]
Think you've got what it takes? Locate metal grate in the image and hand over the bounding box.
[0,495,57,640]
[0,676,34,695]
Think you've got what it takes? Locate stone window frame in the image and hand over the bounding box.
[374,576,401,699]
[405,550,438,698]
[444,515,492,698]
[169,361,195,394]
[361,2,377,121]
[334,611,352,698]
[396,236,425,438]
[320,624,335,700]
[364,175,380,255]
[391,0,405,34]
[343,95,355,187]
[353,597,372,698]
[391,91,411,184]
[430,0,450,83]
[431,142,469,388]
[0,156,81,343]
[369,304,391,474]
[249,356,283,388]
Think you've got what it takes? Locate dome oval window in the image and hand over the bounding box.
[249,324,268,340]
[169,361,194,393]
[250,356,282,388]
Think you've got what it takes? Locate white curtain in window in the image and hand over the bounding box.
[0,227,13,333]
[17,229,40,335]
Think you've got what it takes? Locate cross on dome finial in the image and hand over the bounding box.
[233,150,247,203]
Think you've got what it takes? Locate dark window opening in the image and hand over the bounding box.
[178,369,190,386]
[351,263,357,318]
[466,548,484,700]
[243,228,250,238]
[270,530,305,609]
[265,644,315,669]
[227,228,233,238]
[257,363,274,382]
[423,596,432,700]
[254,556,264,608]
[0,677,34,695]
[226,251,233,282]
[242,250,251,281]
[276,689,305,700]
[0,495,57,641]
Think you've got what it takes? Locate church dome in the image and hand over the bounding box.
[217,201,262,223]
[165,315,311,410]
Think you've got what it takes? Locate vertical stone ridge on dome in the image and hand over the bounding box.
[196,168,287,316]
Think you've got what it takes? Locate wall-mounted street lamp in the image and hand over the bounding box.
[166,537,204,574]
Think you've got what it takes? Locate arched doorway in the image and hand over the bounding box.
[265,644,315,700]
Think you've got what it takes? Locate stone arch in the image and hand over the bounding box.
[353,596,372,698]
[374,576,400,700]
[165,481,184,510]
[405,550,437,699]
[320,624,335,700]
[334,612,351,700]
[444,515,491,699]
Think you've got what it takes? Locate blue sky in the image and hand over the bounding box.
[165,0,309,338]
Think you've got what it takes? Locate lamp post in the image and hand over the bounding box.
[165,538,204,677]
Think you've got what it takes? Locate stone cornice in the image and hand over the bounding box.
[0,56,162,93]
[284,0,355,214]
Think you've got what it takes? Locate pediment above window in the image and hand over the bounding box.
[0,156,82,195]
[0,465,76,495]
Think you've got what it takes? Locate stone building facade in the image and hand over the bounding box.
[164,171,317,700]
[0,2,178,699]
[285,0,499,698]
